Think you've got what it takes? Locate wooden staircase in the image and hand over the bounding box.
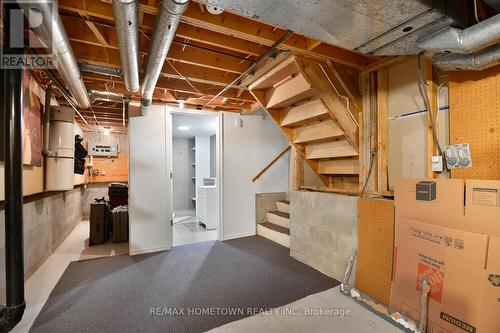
[249,56,361,193]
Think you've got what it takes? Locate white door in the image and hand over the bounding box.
[129,105,173,255]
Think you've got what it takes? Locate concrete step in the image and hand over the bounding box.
[267,211,290,228]
[276,200,290,214]
[257,222,290,248]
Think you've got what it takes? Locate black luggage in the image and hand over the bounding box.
[112,205,129,243]
[89,198,110,246]
[109,183,128,208]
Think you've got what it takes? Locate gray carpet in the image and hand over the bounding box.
[30,236,339,333]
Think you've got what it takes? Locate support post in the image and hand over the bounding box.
[426,61,438,179]
[376,69,388,193]
[289,146,304,191]
[0,2,26,330]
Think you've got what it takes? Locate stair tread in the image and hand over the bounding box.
[260,222,290,235]
[277,200,290,205]
[268,211,290,219]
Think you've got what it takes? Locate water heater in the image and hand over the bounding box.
[46,106,75,190]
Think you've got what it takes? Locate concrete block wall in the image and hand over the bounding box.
[81,183,111,220]
[0,187,82,304]
[290,191,358,282]
[255,192,287,225]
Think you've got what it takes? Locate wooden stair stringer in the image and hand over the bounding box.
[266,108,330,186]
[295,57,359,152]
[248,55,363,188]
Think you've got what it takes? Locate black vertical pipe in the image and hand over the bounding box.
[0,2,26,331]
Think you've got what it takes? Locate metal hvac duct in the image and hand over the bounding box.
[418,13,500,54]
[431,43,500,71]
[90,90,124,103]
[18,1,92,109]
[140,0,189,115]
[112,0,140,92]
[78,62,123,78]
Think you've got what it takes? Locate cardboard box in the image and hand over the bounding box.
[465,180,500,236]
[390,217,500,333]
[478,235,500,333]
[394,178,465,229]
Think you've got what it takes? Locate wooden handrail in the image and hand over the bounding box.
[252,146,291,182]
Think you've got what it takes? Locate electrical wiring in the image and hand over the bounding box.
[360,149,377,197]
[416,56,444,157]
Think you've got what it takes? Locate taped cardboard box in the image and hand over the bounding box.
[465,179,500,236]
[394,179,465,229]
[390,217,499,333]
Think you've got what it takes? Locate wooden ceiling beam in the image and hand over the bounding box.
[83,78,253,109]
[63,19,252,75]
[60,9,267,58]
[79,62,255,103]
[57,0,375,69]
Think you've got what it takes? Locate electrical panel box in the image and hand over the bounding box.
[88,142,119,157]
[416,181,436,201]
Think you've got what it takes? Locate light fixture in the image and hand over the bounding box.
[178,99,185,109]
[177,125,191,131]
[103,126,111,136]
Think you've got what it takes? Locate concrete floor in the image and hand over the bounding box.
[211,286,404,333]
[12,221,128,333]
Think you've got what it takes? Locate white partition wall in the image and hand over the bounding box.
[129,106,172,255]
[222,112,289,240]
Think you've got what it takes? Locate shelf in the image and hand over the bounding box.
[191,197,196,201]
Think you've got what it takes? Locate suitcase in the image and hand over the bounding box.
[89,199,110,246]
[109,183,128,208]
[112,205,129,243]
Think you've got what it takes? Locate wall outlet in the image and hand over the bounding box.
[432,155,443,172]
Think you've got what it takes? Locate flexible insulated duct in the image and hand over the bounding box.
[418,13,500,54]
[140,0,189,115]
[113,0,140,92]
[432,43,500,71]
[19,1,92,109]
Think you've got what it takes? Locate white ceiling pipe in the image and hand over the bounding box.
[19,1,92,109]
[140,0,189,115]
[112,0,140,92]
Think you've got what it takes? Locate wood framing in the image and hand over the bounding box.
[289,146,304,191]
[426,61,439,179]
[377,68,389,193]
[30,0,381,128]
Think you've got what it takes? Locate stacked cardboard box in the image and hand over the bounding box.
[391,179,500,333]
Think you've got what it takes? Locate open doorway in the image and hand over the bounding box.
[171,112,221,247]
